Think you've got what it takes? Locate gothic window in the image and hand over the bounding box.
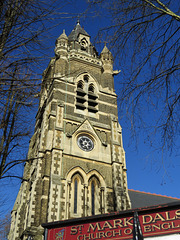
[76,80,86,110]
[67,169,105,218]
[75,74,98,114]
[88,84,94,93]
[88,84,98,113]
[77,80,84,89]
[74,179,78,214]
[84,75,89,82]
[88,176,101,216]
[68,172,84,218]
[91,181,95,215]
[80,38,88,51]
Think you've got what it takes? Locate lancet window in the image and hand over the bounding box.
[88,84,98,113]
[67,173,84,218]
[76,80,86,110]
[88,176,101,216]
[66,169,106,218]
[91,181,95,215]
[74,179,78,214]
[75,75,98,113]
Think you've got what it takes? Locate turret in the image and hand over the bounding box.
[100,45,113,74]
[54,30,68,76]
[100,45,114,91]
[55,29,68,57]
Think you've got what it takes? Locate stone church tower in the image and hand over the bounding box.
[9,21,131,240]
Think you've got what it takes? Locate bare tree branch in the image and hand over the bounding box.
[0,0,75,179]
[89,0,180,154]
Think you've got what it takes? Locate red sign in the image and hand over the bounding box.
[47,209,180,240]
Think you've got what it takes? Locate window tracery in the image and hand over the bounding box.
[66,169,106,218]
[70,173,84,217]
[75,74,98,114]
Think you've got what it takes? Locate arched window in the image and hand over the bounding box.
[76,80,86,110]
[88,175,101,216]
[77,80,84,89]
[88,84,94,93]
[66,169,105,218]
[68,172,84,218]
[88,84,98,113]
[75,74,98,114]
[84,75,89,82]
[80,38,88,51]
[91,181,95,215]
[74,179,78,214]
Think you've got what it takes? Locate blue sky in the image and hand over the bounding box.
[1,0,180,220]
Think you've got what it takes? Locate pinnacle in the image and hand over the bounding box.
[58,29,68,40]
[101,44,112,54]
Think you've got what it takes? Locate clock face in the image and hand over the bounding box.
[77,135,94,152]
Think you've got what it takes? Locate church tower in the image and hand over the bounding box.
[9,21,131,240]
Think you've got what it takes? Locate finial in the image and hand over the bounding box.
[77,16,80,25]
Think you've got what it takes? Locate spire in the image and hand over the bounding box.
[68,21,90,42]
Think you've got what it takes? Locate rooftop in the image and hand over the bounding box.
[129,189,180,209]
